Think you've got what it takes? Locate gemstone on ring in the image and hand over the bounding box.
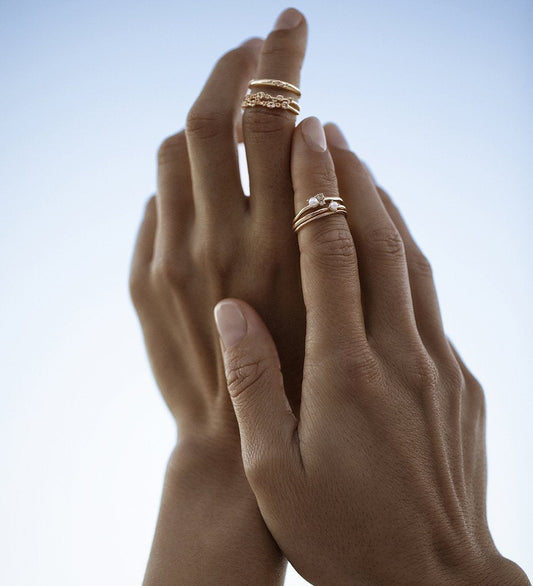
[329,201,339,211]
[308,196,319,208]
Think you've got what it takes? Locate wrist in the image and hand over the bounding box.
[163,433,262,522]
[144,436,286,586]
[169,431,248,484]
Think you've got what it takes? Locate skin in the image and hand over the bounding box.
[216,118,531,585]
[130,7,530,585]
[130,8,309,585]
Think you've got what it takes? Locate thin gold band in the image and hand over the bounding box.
[293,208,348,233]
[249,78,302,97]
[293,204,347,231]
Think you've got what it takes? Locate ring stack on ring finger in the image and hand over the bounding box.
[292,193,347,233]
[242,78,301,115]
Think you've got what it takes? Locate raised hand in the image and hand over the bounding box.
[130,9,309,585]
[215,118,530,585]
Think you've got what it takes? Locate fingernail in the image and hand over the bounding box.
[274,8,302,30]
[214,301,247,348]
[241,37,263,52]
[302,117,327,152]
[325,123,350,150]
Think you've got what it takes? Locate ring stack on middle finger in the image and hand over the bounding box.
[242,78,301,115]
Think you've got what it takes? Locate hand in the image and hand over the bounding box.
[129,8,310,585]
[130,11,307,447]
[215,118,530,585]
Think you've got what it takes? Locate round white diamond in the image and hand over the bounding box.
[308,197,319,208]
[329,201,339,211]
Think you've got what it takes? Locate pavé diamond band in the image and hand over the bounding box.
[242,91,300,115]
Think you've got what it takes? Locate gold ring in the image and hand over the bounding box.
[293,208,347,233]
[293,193,344,224]
[249,79,301,97]
[292,193,347,233]
[242,91,300,115]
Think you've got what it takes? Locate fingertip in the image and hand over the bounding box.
[213,299,248,349]
[299,116,327,153]
[273,7,305,31]
[324,123,350,151]
[240,37,264,54]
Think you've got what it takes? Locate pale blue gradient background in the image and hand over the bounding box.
[1,1,531,584]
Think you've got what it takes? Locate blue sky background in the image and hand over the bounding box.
[1,1,531,584]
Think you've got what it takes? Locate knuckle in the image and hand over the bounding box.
[439,352,467,391]
[157,132,186,166]
[243,108,291,138]
[262,30,306,62]
[306,163,338,193]
[128,271,148,308]
[469,378,486,414]
[304,224,356,271]
[410,253,433,280]
[404,350,439,392]
[225,355,270,400]
[153,256,191,288]
[417,356,439,392]
[363,221,405,260]
[186,106,231,141]
[345,347,382,386]
[192,238,232,277]
[244,449,283,489]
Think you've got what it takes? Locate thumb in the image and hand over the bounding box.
[213,298,299,481]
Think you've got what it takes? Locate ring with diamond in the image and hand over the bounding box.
[248,78,301,97]
[292,193,346,232]
[242,91,300,115]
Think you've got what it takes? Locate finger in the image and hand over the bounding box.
[324,123,421,348]
[291,117,367,357]
[447,338,483,392]
[129,196,157,300]
[213,299,301,482]
[156,130,193,253]
[376,186,448,353]
[186,38,263,227]
[244,8,308,227]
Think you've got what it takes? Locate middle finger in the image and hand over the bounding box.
[243,8,308,228]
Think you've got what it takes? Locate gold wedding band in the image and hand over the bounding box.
[242,91,300,115]
[293,193,347,233]
[249,78,301,97]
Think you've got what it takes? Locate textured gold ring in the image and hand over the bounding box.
[242,91,300,115]
[249,78,301,97]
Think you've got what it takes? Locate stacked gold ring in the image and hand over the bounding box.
[249,78,301,97]
[242,91,300,115]
[242,78,301,115]
[293,193,347,233]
